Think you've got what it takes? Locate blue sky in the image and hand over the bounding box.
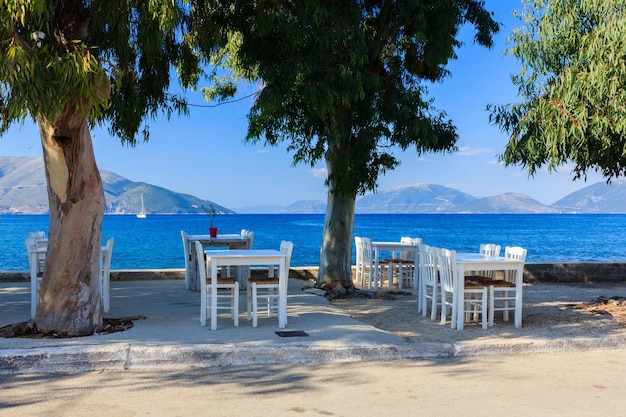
[0,1,606,210]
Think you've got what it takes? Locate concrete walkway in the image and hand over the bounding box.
[1,278,625,374]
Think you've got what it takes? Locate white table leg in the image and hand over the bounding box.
[29,252,38,318]
[514,264,523,328]
[455,264,464,330]
[373,248,380,290]
[278,257,287,328]
[210,261,218,331]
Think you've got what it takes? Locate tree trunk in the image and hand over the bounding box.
[34,113,105,336]
[316,191,356,291]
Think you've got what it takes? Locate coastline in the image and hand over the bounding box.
[2,263,626,284]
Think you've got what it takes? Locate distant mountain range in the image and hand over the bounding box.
[279,182,626,214]
[0,156,231,215]
[1,156,625,214]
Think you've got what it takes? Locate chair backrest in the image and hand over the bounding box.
[400,236,422,261]
[101,237,114,278]
[280,240,294,270]
[25,237,37,254]
[245,230,254,249]
[354,236,363,266]
[505,246,527,261]
[419,244,438,287]
[28,231,46,240]
[360,237,374,264]
[504,246,527,282]
[480,243,501,257]
[25,237,46,273]
[437,248,457,294]
[194,240,208,288]
[25,238,37,270]
[181,230,189,262]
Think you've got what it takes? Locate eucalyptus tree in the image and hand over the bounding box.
[220,0,499,291]
[0,0,227,336]
[489,0,626,180]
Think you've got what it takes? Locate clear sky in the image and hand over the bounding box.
[0,1,607,210]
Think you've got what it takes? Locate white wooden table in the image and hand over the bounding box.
[203,249,288,329]
[371,241,420,289]
[187,234,252,290]
[455,253,525,330]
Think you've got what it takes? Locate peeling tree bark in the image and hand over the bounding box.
[35,114,105,336]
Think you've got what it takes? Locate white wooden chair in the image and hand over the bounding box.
[388,237,422,289]
[355,237,390,289]
[246,240,293,327]
[181,231,191,290]
[468,246,527,327]
[486,246,527,326]
[100,237,114,313]
[439,248,488,329]
[195,241,239,329]
[419,244,439,319]
[25,232,46,318]
[354,236,366,287]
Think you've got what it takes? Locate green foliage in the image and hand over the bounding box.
[201,203,217,227]
[0,0,231,142]
[220,0,499,198]
[489,0,626,180]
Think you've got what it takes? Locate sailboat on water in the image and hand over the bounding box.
[137,194,147,219]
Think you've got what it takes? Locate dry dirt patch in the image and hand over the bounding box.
[330,284,626,344]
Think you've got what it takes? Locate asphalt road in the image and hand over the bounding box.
[2,350,626,417]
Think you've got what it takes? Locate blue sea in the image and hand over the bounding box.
[2,213,626,271]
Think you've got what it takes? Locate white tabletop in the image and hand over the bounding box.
[204,249,283,259]
[372,241,419,248]
[456,252,523,267]
[188,234,248,241]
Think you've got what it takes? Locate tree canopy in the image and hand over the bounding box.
[222,0,499,198]
[0,0,227,143]
[489,0,626,180]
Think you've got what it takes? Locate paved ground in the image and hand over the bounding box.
[3,350,626,416]
[3,279,626,415]
[2,278,626,374]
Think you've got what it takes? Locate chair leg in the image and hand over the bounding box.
[430,286,438,321]
[440,291,447,325]
[488,285,495,327]
[502,290,510,321]
[246,284,252,321]
[481,288,487,329]
[252,283,258,328]
[233,287,239,327]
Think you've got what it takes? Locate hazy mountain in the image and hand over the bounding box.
[4,156,626,214]
[281,200,327,214]
[0,156,232,215]
[457,193,559,214]
[355,184,476,213]
[233,205,284,214]
[289,183,623,214]
[0,157,48,214]
[552,179,626,213]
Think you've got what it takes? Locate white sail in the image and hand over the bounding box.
[137,194,147,218]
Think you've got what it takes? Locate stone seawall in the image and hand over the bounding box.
[1,264,626,284]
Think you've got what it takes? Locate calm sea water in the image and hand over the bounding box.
[2,213,626,270]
